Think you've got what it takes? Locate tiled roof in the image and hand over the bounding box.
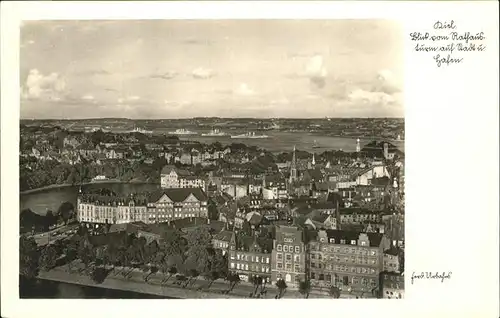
[160,165,191,176]
[234,234,273,253]
[321,229,384,247]
[213,230,233,242]
[148,188,208,203]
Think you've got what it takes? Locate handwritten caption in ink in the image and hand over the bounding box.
[409,21,486,67]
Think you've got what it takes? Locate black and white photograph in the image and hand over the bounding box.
[18,19,406,299]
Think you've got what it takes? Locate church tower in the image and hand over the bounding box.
[289,146,297,184]
[312,152,316,166]
[356,138,361,153]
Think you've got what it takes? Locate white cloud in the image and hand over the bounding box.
[81,95,94,100]
[234,83,255,96]
[118,96,140,104]
[306,55,328,78]
[192,67,214,79]
[348,89,397,105]
[306,55,328,89]
[21,69,66,100]
[374,69,401,94]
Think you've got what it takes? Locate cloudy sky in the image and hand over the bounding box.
[20,20,403,119]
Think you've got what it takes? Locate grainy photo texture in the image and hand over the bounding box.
[19,20,405,299]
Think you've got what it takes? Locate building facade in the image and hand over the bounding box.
[160,165,205,189]
[271,226,306,287]
[147,188,209,223]
[307,230,391,295]
[229,233,273,283]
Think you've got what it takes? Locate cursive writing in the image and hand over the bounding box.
[410,21,487,67]
[411,271,453,284]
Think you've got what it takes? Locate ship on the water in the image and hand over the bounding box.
[201,128,228,137]
[312,140,323,149]
[231,132,269,139]
[168,128,198,135]
[128,127,153,135]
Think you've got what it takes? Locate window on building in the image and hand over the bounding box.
[351,240,356,245]
[294,255,300,262]
[329,238,335,243]
[230,263,235,269]
[277,263,283,269]
[285,254,292,261]
[256,256,260,263]
[283,245,288,252]
[277,253,283,260]
[295,246,300,253]
[286,263,292,270]
[277,244,282,251]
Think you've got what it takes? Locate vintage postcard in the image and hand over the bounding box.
[1,1,499,318]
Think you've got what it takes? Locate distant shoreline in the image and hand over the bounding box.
[20,181,159,196]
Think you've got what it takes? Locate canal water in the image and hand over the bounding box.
[20,278,174,299]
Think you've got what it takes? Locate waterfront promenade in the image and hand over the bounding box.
[38,260,342,299]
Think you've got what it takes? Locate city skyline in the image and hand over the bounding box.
[20,20,403,119]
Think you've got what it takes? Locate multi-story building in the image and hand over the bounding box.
[228,233,273,283]
[271,226,306,287]
[77,193,148,225]
[307,229,391,295]
[339,208,383,226]
[147,188,209,223]
[212,230,233,256]
[161,165,205,189]
[379,271,404,299]
[383,246,401,273]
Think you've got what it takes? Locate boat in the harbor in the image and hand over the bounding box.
[201,128,228,137]
[231,132,269,139]
[129,127,153,134]
[168,128,198,135]
[312,140,323,149]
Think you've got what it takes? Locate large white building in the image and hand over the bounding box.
[77,188,209,225]
[160,165,206,189]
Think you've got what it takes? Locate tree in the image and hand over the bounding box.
[39,245,58,271]
[58,202,74,225]
[77,239,94,273]
[163,230,187,259]
[329,286,341,299]
[164,265,177,284]
[186,268,199,287]
[19,236,40,279]
[45,210,55,230]
[298,280,311,299]
[252,276,263,295]
[145,240,159,264]
[275,279,288,298]
[90,267,109,284]
[205,271,220,289]
[63,244,77,272]
[227,273,241,292]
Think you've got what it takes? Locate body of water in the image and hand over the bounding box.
[177,131,404,154]
[20,182,160,216]
[20,278,172,299]
[20,133,404,215]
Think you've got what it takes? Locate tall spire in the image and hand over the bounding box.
[289,145,297,184]
[312,152,316,166]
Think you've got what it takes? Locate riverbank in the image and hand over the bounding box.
[38,266,240,299]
